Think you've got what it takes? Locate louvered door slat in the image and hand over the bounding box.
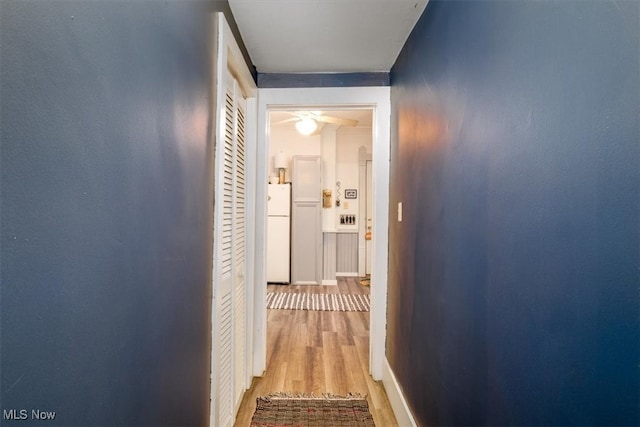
[233,92,247,409]
[220,84,235,280]
[218,293,233,427]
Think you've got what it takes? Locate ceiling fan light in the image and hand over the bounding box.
[295,117,317,135]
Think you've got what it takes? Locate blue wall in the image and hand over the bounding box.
[388,1,639,425]
[257,72,389,88]
[0,1,245,425]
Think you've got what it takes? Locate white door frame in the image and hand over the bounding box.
[252,87,390,380]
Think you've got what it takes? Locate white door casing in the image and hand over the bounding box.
[254,87,391,380]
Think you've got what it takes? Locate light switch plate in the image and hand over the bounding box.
[397,202,403,222]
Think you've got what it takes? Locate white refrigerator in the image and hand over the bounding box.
[267,184,291,283]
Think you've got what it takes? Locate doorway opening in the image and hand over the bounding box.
[251,87,391,389]
[234,100,395,425]
[263,108,375,393]
[266,108,373,287]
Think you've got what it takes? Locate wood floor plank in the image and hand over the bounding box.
[322,329,345,395]
[234,278,397,427]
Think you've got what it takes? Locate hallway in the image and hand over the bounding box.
[233,278,397,426]
[2,2,638,426]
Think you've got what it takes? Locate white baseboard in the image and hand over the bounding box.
[336,272,359,277]
[322,280,338,286]
[382,357,417,427]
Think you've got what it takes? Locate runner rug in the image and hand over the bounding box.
[266,292,370,312]
[250,393,375,427]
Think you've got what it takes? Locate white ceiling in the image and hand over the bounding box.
[228,0,429,73]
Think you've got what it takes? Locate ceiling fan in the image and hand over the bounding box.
[274,111,358,135]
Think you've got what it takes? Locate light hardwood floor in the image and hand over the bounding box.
[233,277,398,427]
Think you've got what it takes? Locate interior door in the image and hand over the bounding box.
[213,69,247,427]
[211,12,256,427]
[213,70,236,427]
[233,86,247,411]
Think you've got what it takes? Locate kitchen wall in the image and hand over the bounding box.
[268,124,372,230]
[0,1,250,425]
[388,1,639,426]
[336,127,372,231]
[268,127,321,183]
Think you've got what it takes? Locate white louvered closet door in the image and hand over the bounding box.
[233,85,247,411]
[213,70,247,427]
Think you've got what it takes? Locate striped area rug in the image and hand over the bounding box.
[267,292,370,312]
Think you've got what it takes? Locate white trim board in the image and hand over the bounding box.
[336,272,359,277]
[382,358,418,427]
[254,87,390,380]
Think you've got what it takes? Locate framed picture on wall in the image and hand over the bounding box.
[345,189,357,199]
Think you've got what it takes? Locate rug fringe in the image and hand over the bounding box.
[259,391,368,401]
